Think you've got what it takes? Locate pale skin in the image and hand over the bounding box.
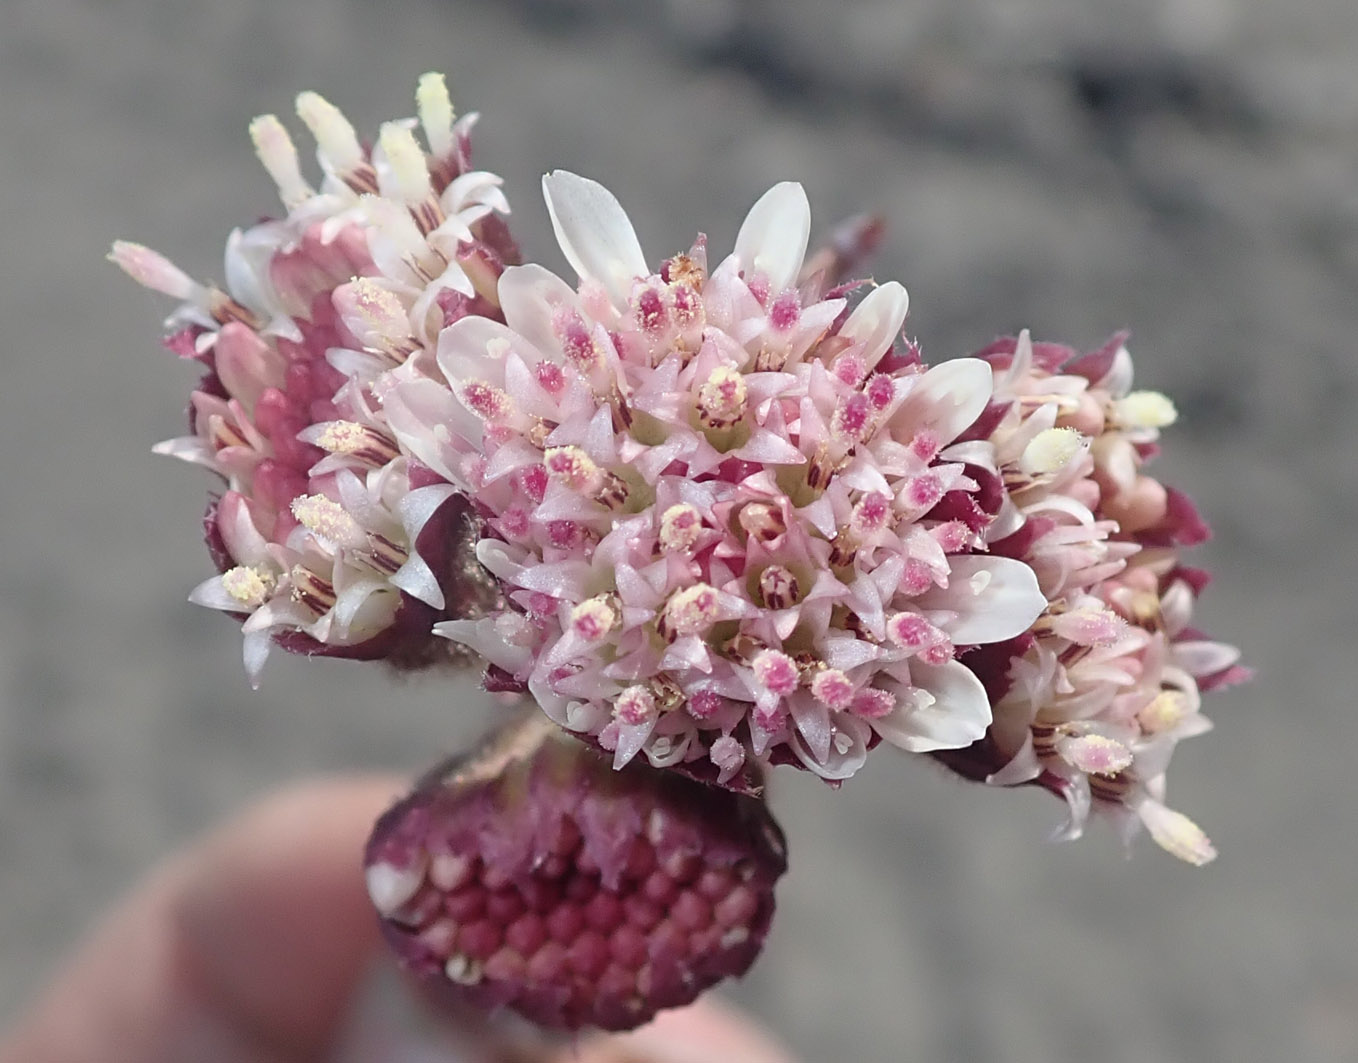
[0,777,793,1063]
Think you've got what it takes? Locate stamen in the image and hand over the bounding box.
[416,72,456,159]
[887,612,940,649]
[659,583,721,640]
[365,533,409,575]
[751,650,799,696]
[696,366,747,428]
[768,290,800,332]
[595,470,631,511]
[314,421,401,466]
[669,279,703,330]
[221,565,274,608]
[633,285,669,337]
[830,392,873,444]
[663,252,706,289]
[849,492,893,536]
[850,688,895,718]
[810,668,855,710]
[290,565,337,614]
[569,596,618,642]
[291,494,365,548]
[333,278,414,359]
[908,430,940,463]
[737,502,786,546]
[1050,606,1126,646]
[505,470,543,512]
[1056,732,1133,777]
[614,685,658,726]
[107,242,203,301]
[535,360,566,396]
[899,557,934,595]
[659,504,704,554]
[459,379,516,423]
[686,690,725,720]
[378,123,434,208]
[248,115,312,208]
[1142,804,1216,866]
[1139,690,1188,733]
[295,92,369,185]
[543,447,603,494]
[865,374,895,411]
[931,521,971,553]
[1112,391,1177,430]
[1019,427,1086,477]
[757,565,800,609]
[834,354,867,387]
[903,473,943,510]
[552,308,603,374]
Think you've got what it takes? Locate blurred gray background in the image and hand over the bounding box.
[2,0,1356,1060]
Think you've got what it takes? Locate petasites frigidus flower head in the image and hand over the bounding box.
[364,714,787,1032]
[384,172,1047,785]
[111,74,515,683]
[939,331,1247,864]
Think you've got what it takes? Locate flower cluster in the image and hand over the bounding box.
[385,172,1050,785]
[936,331,1246,863]
[119,69,1245,1036]
[112,75,513,682]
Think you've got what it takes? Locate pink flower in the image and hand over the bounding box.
[113,75,514,683]
[942,331,1245,863]
[385,173,1047,782]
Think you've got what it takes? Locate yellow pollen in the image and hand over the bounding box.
[696,366,747,426]
[659,504,704,553]
[1056,732,1133,777]
[662,583,720,637]
[248,114,310,208]
[317,422,368,454]
[416,72,455,158]
[221,566,273,607]
[1145,806,1216,866]
[1139,690,1188,733]
[291,494,362,545]
[378,122,433,206]
[570,596,618,641]
[295,92,364,173]
[1112,390,1177,430]
[349,278,410,337]
[543,446,603,493]
[1019,427,1087,476]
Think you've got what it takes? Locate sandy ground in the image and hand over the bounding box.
[2,1,1357,1059]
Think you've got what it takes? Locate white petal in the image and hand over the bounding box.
[613,718,658,769]
[922,555,1045,645]
[838,282,909,369]
[187,574,245,612]
[896,358,994,446]
[541,171,648,309]
[498,263,580,357]
[790,714,869,780]
[1172,640,1242,678]
[874,662,992,752]
[733,182,810,293]
[241,629,272,689]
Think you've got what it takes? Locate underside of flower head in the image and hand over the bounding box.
[386,172,1048,783]
[113,74,515,683]
[365,714,787,1031]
